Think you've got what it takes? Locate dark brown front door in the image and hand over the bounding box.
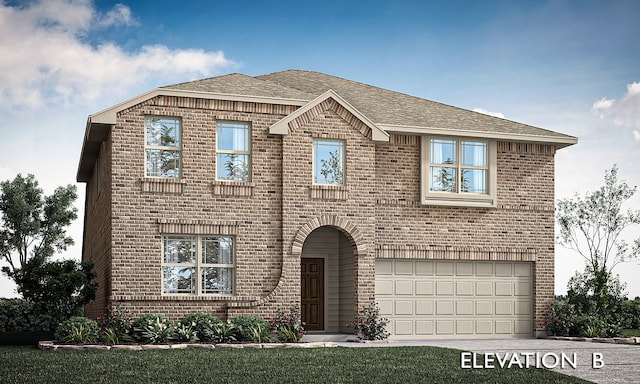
[301,258,324,331]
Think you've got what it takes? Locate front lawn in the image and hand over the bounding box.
[0,346,589,384]
[620,329,640,337]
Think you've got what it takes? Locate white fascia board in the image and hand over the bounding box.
[89,88,309,125]
[269,89,390,143]
[379,123,578,148]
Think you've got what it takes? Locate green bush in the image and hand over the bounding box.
[131,314,175,344]
[270,305,304,342]
[174,323,199,342]
[620,299,640,329]
[55,317,100,344]
[347,302,390,341]
[5,259,96,330]
[179,313,221,342]
[209,322,238,343]
[544,301,579,336]
[0,298,62,332]
[231,315,270,342]
[96,301,132,345]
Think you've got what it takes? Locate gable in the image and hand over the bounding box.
[269,90,389,143]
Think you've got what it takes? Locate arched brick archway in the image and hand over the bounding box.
[291,214,366,258]
[293,215,365,332]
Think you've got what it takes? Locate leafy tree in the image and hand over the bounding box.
[319,149,343,184]
[4,258,96,331]
[557,165,639,332]
[557,165,640,274]
[0,174,78,275]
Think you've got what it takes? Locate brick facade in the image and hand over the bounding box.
[81,79,561,336]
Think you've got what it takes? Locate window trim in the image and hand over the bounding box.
[312,138,346,186]
[161,234,235,296]
[144,116,182,179]
[421,136,497,207]
[215,121,252,182]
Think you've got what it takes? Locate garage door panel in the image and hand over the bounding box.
[395,280,413,295]
[376,259,533,339]
[415,281,433,295]
[376,280,393,295]
[415,300,434,315]
[436,281,454,295]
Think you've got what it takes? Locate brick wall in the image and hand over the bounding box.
[82,94,555,332]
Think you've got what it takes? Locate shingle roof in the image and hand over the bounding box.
[163,70,574,141]
[162,73,315,100]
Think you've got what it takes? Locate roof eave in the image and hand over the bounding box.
[379,124,578,149]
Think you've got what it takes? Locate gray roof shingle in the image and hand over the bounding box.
[163,70,574,140]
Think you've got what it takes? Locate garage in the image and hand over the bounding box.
[375,259,533,339]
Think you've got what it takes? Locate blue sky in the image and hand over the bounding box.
[0,0,639,297]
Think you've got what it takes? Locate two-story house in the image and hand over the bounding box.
[77,70,576,338]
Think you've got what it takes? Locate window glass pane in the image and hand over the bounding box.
[462,141,486,167]
[163,266,195,294]
[201,267,234,294]
[202,237,233,264]
[313,139,344,185]
[217,154,249,181]
[217,122,249,151]
[146,118,180,147]
[461,169,487,194]
[163,236,196,263]
[430,139,456,165]
[146,149,181,178]
[429,166,457,192]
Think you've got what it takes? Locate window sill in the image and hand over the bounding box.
[141,178,185,194]
[310,184,348,200]
[422,193,496,208]
[212,180,255,197]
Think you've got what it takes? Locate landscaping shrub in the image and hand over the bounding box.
[179,312,222,342]
[55,317,100,344]
[347,302,390,340]
[96,301,131,344]
[130,314,175,344]
[544,301,580,336]
[174,323,199,342]
[270,304,304,342]
[620,299,640,329]
[231,315,271,342]
[208,321,238,343]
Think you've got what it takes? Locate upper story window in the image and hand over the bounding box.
[421,136,496,207]
[313,139,345,185]
[216,121,251,182]
[145,117,181,178]
[162,235,234,295]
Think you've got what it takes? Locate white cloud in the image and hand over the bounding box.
[592,97,615,118]
[0,0,235,109]
[97,3,138,28]
[634,131,640,142]
[473,107,505,119]
[592,82,640,130]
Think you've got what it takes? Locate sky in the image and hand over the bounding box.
[0,0,639,298]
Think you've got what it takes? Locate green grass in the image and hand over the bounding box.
[620,329,640,337]
[0,346,591,384]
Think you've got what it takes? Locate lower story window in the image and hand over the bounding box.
[162,235,234,295]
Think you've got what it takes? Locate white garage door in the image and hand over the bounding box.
[375,259,533,339]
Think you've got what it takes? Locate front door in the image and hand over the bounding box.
[301,258,324,331]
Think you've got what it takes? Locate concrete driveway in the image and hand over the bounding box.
[339,338,640,384]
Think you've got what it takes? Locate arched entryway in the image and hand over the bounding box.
[300,226,356,332]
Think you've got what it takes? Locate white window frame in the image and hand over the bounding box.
[313,138,346,185]
[216,121,252,182]
[161,235,235,296]
[421,136,497,207]
[144,116,182,178]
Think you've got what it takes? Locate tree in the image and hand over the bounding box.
[319,149,343,184]
[0,174,78,275]
[557,164,640,274]
[557,165,639,324]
